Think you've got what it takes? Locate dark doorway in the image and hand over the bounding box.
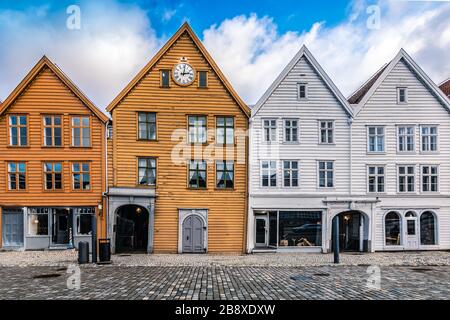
[115,205,149,253]
[52,209,72,245]
[332,211,365,252]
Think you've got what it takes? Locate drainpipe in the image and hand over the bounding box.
[347,117,353,196]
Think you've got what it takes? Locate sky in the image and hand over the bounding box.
[0,0,449,110]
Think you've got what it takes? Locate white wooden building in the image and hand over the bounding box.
[247,46,450,253]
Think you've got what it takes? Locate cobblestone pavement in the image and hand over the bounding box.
[0,265,448,300]
[1,250,449,267]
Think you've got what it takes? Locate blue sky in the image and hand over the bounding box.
[0,0,449,108]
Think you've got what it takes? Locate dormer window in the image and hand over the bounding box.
[298,83,307,99]
[397,87,407,104]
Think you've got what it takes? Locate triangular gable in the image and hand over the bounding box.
[353,49,450,116]
[106,22,250,117]
[252,45,353,118]
[0,56,109,123]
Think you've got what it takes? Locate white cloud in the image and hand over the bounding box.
[202,1,450,104]
[162,9,177,22]
[0,1,163,108]
[1,0,449,110]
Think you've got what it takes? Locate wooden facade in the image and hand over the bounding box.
[107,23,250,253]
[0,56,108,249]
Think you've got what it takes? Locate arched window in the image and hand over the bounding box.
[420,211,436,245]
[385,211,401,246]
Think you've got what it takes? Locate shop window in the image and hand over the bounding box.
[278,211,322,247]
[385,211,401,245]
[420,211,436,245]
[28,209,49,236]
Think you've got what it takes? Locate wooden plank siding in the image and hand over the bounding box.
[351,58,450,250]
[0,59,108,243]
[108,26,249,253]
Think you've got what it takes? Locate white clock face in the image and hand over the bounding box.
[173,63,195,86]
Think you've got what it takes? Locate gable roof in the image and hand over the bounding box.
[348,63,388,104]
[106,22,250,117]
[251,45,353,118]
[352,49,450,116]
[439,78,450,98]
[0,56,109,123]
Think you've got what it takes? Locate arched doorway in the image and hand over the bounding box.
[115,205,149,253]
[332,211,368,252]
[182,214,205,253]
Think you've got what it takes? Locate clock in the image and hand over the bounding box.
[172,62,195,86]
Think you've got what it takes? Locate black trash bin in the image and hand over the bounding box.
[78,241,89,264]
[98,238,111,264]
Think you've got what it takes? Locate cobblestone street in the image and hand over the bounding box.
[0,264,448,300]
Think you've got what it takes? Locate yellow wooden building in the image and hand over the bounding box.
[0,56,109,250]
[106,22,250,254]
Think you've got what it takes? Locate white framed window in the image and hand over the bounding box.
[262,119,277,142]
[283,161,299,187]
[420,126,438,152]
[298,83,308,99]
[398,165,415,193]
[397,87,408,104]
[397,126,415,152]
[367,126,385,152]
[367,166,385,193]
[261,160,277,187]
[319,121,334,144]
[318,161,334,188]
[421,165,438,192]
[283,119,299,143]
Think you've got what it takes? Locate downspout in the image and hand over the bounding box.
[104,121,109,240]
[348,116,353,197]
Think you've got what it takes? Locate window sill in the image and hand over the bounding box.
[366,151,386,155]
[419,151,439,155]
[318,143,335,146]
[282,142,300,145]
[214,187,235,191]
[396,151,416,155]
[136,185,156,189]
[7,145,30,148]
[41,145,64,148]
[137,139,158,142]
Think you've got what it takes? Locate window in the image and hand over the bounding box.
[188,116,207,143]
[420,211,436,245]
[198,71,208,88]
[75,208,94,236]
[8,162,26,190]
[138,112,157,140]
[421,165,438,192]
[43,115,62,146]
[283,161,299,187]
[261,160,277,187]
[298,83,307,99]
[216,117,234,144]
[44,162,62,190]
[319,121,334,144]
[9,115,27,146]
[398,126,415,152]
[72,162,90,190]
[216,161,234,189]
[367,126,384,152]
[385,211,401,246]
[397,87,407,104]
[318,161,333,188]
[189,160,207,188]
[368,166,385,193]
[161,70,170,87]
[398,165,415,192]
[28,209,49,236]
[284,119,298,143]
[278,211,322,247]
[138,158,156,186]
[263,119,277,142]
[421,126,438,152]
[71,116,90,147]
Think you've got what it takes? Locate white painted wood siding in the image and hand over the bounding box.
[351,58,450,250]
[250,56,352,196]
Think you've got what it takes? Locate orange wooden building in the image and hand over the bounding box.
[0,56,109,250]
[106,23,250,254]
